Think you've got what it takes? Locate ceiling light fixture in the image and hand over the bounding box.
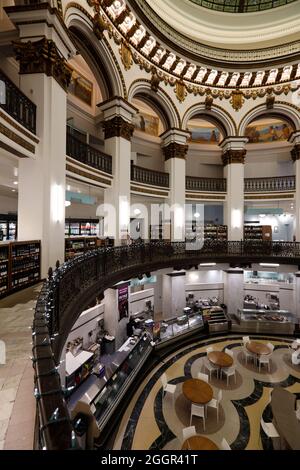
[200,263,216,267]
[259,263,280,267]
[13,181,18,185]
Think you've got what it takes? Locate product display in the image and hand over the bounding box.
[236,308,295,334]
[65,218,99,237]
[244,225,272,241]
[0,214,17,241]
[0,241,41,297]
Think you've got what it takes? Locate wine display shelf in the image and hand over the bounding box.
[0,240,41,298]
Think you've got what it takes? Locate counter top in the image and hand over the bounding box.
[65,350,94,376]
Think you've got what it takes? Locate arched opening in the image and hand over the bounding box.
[187,115,225,146]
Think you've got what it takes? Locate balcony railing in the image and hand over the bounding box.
[66,127,112,174]
[33,240,300,450]
[0,69,36,134]
[131,164,169,188]
[186,176,226,192]
[244,176,296,192]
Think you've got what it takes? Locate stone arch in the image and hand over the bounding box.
[65,5,126,100]
[128,80,180,130]
[239,102,300,136]
[182,103,237,136]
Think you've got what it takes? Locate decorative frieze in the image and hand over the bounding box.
[163,142,189,161]
[13,38,72,91]
[222,149,246,166]
[102,116,134,141]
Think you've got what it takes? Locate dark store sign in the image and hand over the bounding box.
[118,284,129,321]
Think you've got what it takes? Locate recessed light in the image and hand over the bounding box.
[194,212,200,218]
[134,209,141,216]
[12,189,16,192]
[13,181,18,185]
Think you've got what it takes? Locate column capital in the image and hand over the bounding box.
[219,137,248,166]
[98,97,137,141]
[160,128,190,161]
[13,38,72,91]
[289,131,300,161]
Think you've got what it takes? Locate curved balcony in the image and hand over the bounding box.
[244,176,296,193]
[66,127,112,174]
[186,176,226,192]
[32,240,300,450]
[131,164,169,187]
[0,69,36,134]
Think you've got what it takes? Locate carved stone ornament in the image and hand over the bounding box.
[120,42,133,71]
[291,144,300,162]
[222,149,246,166]
[150,69,161,92]
[163,142,189,161]
[230,89,245,111]
[175,80,187,103]
[13,38,72,91]
[266,93,275,109]
[205,94,213,110]
[102,116,134,141]
[93,12,107,40]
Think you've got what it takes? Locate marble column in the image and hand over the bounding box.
[98,97,137,245]
[289,132,300,241]
[6,5,76,276]
[161,129,190,242]
[220,137,248,241]
[162,272,186,320]
[293,272,300,319]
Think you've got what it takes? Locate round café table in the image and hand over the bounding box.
[208,351,233,369]
[182,378,213,404]
[246,341,271,356]
[181,435,219,450]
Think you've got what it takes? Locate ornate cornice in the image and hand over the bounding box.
[222,149,246,166]
[102,116,134,141]
[13,38,72,91]
[291,144,300,162]
[163,142,189,161]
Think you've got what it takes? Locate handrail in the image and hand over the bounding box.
[66,126,112,174]
[244,175,295,192]
[0,69,36,134]
[131,164,169,188]
[33,240,300,449]
[186,176,226,192]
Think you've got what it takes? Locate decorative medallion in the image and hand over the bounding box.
[93,13,107,40]
[120,42,133,71]
[230,89,245,111]
[150,68,161,92]
[175,80,187,103]
[266,93,275,109]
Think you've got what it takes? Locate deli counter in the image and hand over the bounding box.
[236,308,296,334]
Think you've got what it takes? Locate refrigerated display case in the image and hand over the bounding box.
[0,215,17,241]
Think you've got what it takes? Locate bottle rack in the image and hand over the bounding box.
[65,218,99,237]
[204,224,228,241]
[244,225,272,241]
[65,237,102,260]
[0,240,41,298]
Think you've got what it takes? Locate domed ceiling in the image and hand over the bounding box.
[189,0,297,13]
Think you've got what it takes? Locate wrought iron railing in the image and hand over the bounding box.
[131,164,169,187]
[244,176,296,192]
[32,240,300,449]
[0,69,36,134]
[66,127,112,174]
[186,176,227,192]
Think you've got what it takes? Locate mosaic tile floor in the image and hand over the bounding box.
[112,335,300,450]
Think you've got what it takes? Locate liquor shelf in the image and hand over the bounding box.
[0,240,41,298]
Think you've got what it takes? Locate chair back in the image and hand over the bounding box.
[182,426,196,441]
[161,373,167,388]
[217,389,223,402]
[206,346,213,354]
[267,342,274,353]
[260,417,270,436]
[197,372,209,383]
[225,348,233,358]
[243,336,250,344]
[191,403,205,418]
[221,438,231,450]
